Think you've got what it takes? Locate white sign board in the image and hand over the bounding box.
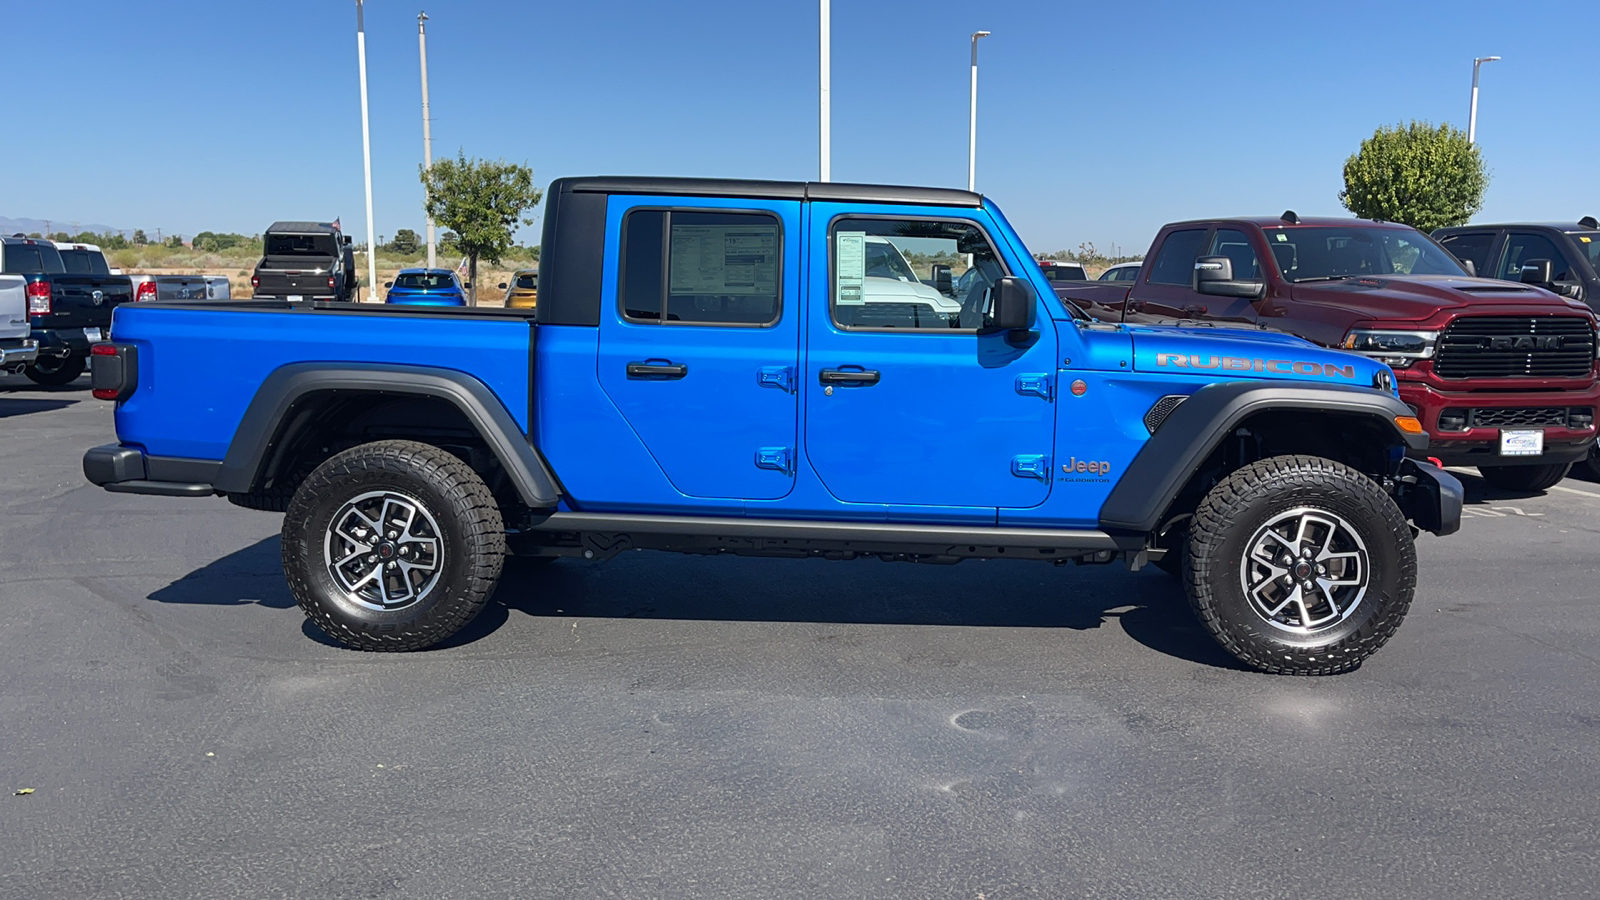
[668,224,777,296]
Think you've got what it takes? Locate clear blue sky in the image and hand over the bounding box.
[4,0,1594,255]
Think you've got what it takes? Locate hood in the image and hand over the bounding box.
[1291,275,1587,320]
[1126,323,1389,389]
[862,276,961,312]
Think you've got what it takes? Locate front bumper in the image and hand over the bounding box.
[0,338,38,368]
[1401,380,1600,467]
[83,444,219,497]
[1395,458,1463,536]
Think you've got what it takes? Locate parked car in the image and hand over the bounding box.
[84,175,1459,675]
[1,234,131,385]
[0,274,40,374]
[500,269,538,309]
[1056,213,1600,492]
[1098,261,1142,282]
[250,221,358,302]
[1035,259,1087,283]
[1433,217,1600,307]
[384,268,467,306]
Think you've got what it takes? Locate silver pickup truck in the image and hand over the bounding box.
[0,274,40,374]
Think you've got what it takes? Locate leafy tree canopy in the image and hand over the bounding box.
[1340,121,1488,232]
[421,151,542,303]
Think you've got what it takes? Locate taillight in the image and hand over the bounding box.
[251,274,260,288]
[328,276,336,291]
[25,281,50,315]
[90,343,138,402]
[134,281,157,302]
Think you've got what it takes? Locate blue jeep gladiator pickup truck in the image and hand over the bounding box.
[82,177,1461,675]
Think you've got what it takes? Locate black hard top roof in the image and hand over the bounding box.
[1436,222,1600,233]
[549,176,983,208]
[265,221,339,234]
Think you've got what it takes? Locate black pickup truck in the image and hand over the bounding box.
[250,221,359,302]
[0,235,132,385]
[1434,218,1600,307]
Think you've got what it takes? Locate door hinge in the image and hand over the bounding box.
[755,446,794,476]
[1011,454,1051,480]
[1014,373,1053,400]
[758,365,796,393]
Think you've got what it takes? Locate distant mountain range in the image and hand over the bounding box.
[1,216,127,237]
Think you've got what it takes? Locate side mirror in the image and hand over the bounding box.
[498,282,507,290]
[1459,258,1477,278]
[383,281,393,288]
[343,235,353,246]
[463,281,471,289]
[985,276,1036,336]
[1520,259,1554,286]
[1193,255,1266,299]
[930,264,953,296]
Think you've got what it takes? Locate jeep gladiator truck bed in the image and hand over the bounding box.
[83,177,1460,675]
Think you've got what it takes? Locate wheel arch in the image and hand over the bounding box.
[1098,381,1425,535]
[213,363,561,510]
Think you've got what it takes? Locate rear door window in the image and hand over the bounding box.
[619,209,782,326]
[1438,231,1496,274]
[1147,229,1208,285]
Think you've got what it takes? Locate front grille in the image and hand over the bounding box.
[1435,316,1595,379]
[1440,406,1586,429]
[1144,394,1187,433]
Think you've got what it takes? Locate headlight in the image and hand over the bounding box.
[1341,329,1439,368]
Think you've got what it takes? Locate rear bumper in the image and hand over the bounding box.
[0,338,38,368]
[1401,379,1600,467]
[82,444,219,497]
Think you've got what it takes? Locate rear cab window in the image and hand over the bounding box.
[1,242,66,275]
[58,248,111,276]
[265,233,338,257]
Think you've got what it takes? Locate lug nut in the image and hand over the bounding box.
[1282,575,1294,585]
[388,531,398,539]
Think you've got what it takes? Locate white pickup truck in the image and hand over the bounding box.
[0,274,40,374]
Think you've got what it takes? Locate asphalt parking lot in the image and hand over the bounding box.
[3,373,1598,899]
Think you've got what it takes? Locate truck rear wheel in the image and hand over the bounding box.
[1185,455,1415,676]
[1477,462,1571,493]
[24,353,85,387]
[281,440,505,651]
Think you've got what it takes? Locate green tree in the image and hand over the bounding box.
[390,228,421,256]
[26,232,41,239]
[420,151,542,304]
[132,229,148,246]
[165,234,184,249]
[1339,121,1488,232]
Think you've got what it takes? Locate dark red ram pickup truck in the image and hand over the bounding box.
[1059,214,1600,491]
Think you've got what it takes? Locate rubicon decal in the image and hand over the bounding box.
[1155,353,1356,379]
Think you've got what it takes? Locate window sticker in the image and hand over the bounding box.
[668,224,777,296]
[1581,236,1592,243]
[1275,233,1288,242]
[835,231,866,305]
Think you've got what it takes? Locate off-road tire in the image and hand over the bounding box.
[282,440,504,651]
[1478,462,1571,493]
[24,353,85,387]
[1185,455,1416,676]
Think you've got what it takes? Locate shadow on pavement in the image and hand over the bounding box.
[0,397,77,418]
[150,536,1244,670]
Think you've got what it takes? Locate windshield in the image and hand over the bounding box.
[865,240,919,282]
[393,272,457,290]
[1264,226,1466,282]
[265,233,337,257]
[515,273,538,289]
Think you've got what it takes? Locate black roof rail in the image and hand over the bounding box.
[1281,210,1300,225]
[1580,216,1598,229]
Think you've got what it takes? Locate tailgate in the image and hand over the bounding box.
[157,277,208,301]
[42,275,133,329]
[256,256,336,296]
[0,275,27,340]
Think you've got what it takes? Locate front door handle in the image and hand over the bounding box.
[627,361,688,379]
[819,368,880,386]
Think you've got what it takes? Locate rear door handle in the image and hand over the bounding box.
[627,361,688,379]
[819,368,880,385]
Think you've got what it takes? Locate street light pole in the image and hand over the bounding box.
[355,0,377,301]
[1468,55,1501,145]
[968,30,990,193]
[819,0,830,182]
[419,10,436,269]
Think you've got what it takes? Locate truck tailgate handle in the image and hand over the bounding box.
[626,361,688,379]
[818,368,880,386]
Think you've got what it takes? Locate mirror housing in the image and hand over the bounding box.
[984,276,1036,337]
[463,281,472,289]
[1520,259,1555,286]
[1193,256,1266,299]
[343,235,353,246]
[1459,258,1477,278]
[383,281,393,288]
[930,264,953,296]
[498,282,508,290]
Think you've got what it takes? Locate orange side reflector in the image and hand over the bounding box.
[1395,416,1425,434]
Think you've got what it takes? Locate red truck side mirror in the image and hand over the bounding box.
[1194,256,1265,299]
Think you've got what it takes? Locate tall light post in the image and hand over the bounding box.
[355,0,377,300]
[819,0,830,182]
[419,10,436,269]
[1468,55,1501,145]
[968,30,990,192]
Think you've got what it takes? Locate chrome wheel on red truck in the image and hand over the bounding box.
[1183,455,1416,675]
[281,440,505,651]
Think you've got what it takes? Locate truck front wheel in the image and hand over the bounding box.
[281,440,505,651]
[1184,455,1416,676]
[1477,462,1571,493]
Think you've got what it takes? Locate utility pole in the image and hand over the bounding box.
[819,0,830,182]
[355,0,378,300]
[1467,56,1501,145]
[968,31,990,192]
[419,10,436,269]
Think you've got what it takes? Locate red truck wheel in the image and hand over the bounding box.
[1477,463,1571,494]
[1184,455,1416,676]
[281,440,505,651]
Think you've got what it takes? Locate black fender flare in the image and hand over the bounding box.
[1097,381,1426,534]
[213,363,560,509]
